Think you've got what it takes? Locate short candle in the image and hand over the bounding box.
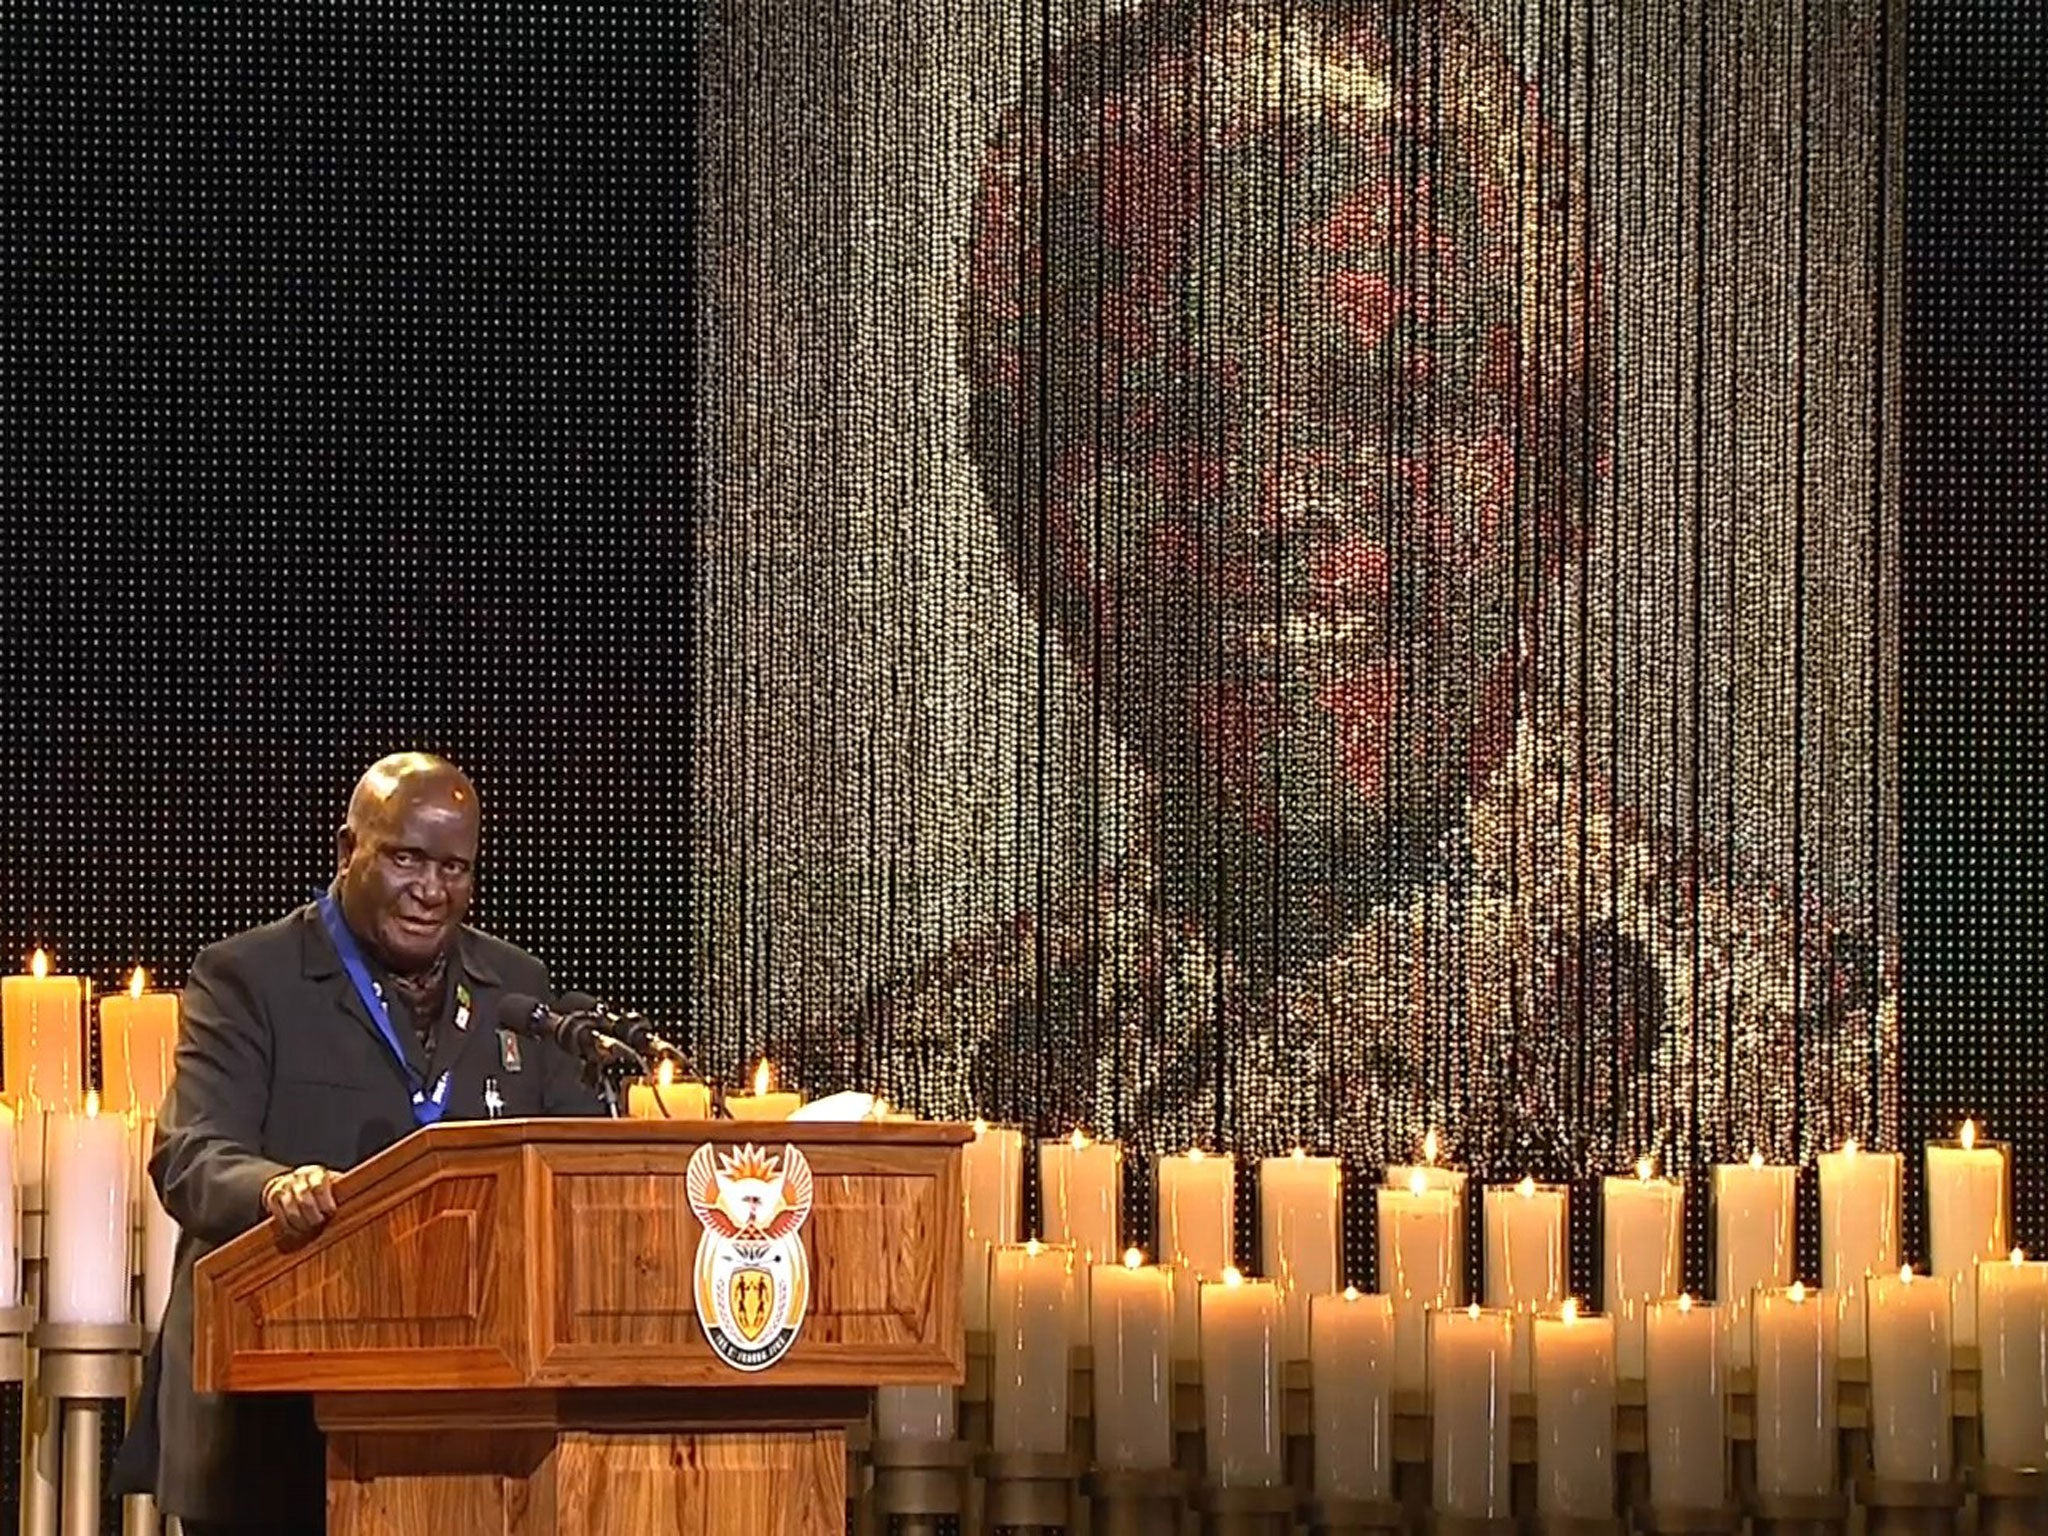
[1200,1268,1285,1488]
[1979,1249,2048,1472]
[1753,1282,1839,1498]
[1532,1300,1617,1519]
[1645,1295,1727,1510]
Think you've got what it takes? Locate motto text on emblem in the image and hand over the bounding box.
[686,1140,814,1372]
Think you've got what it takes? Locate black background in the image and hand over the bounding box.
[1,3,2042,1282]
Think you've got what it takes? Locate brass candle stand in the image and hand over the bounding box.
[1976,1465,2048,1536]
[1390,1387,1431,1530]
[1949,1344,1981,1482]
[1508,1390,1537,1522]
[1171,1358,1204,1536]
[1196,1481,1294,1536]
[1749,1492,1848,1536]
[1282,1359,1313,1501]
[1428,1514,1518,1536]
[1836,1355,1872,1480]
[978,1450,1079,1533]
[1854,1474,1960,1536]
[960,1331,992,1536]
[1086,1467,1188,1536]
[1531,1517,1626,1536]
[32,1319,143,1536]
[1303,1493,1402,1535]
[1639,1506,1741,1534]
[1725,1366,1757,1510]
[22,1200,58,1536]
[1615,1379,1648,1526]
[870,1434,969,1536]
[1067,1345,1094,1536]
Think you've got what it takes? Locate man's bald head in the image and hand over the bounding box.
[335,752,482,972]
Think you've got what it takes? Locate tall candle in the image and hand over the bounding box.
[140,1168,177,1333]
[1979,1250,2048,1471]
[1311,1289,1395,1502]
[1039,1131,1122,1263]
[1817,1140,1902,1359]
[1533,1302,1617,1518]
[97,968,180,1117]
[1157,1149,1235,1278]
[1092,1252,1174,1471]
[1865,1267,1953,1482]
[991,1241,1075,1454]
[1170,1260,1202,1361]
[1431,1305,1514,1519]
[1200,1270,1284,1488]
[1258,1149,1342,1357]
[43,1094,133,1325]
[1926,1122,2010,1349]
[725,1058,802,1121]
[0,1103,18,1309]
[1646,1296,1726,1510]
[876,1386,958,1442]
[1385,1129,1469,1300]
[1484,1178,1567,1389]
[1,950,87,1198]
[1714,1155,1798,1371]
[1602,1159,1684,1380]
[1753,1283,1838,1498]
[1377,1177,1457,1395]
[962,1120,1025,1333]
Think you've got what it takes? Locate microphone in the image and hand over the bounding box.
[496,992,646,1072]
[608,1010,691,1069]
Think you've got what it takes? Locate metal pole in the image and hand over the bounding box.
[59,1401,100,1536]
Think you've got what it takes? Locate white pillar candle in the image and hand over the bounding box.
[624,1071,712,1120]
[1483,1178,1566,1390]
[1039,1131,1122,1264]
[2,950,86,1199]
[991,1240,1075,1454]
[1713,1155,1798,1372]
[1926,1122,2010,1349]
[1157,1149,1235,1279]
[1602,1160,1684,1381]
[1979,1250,2048,1472]
[1310,1289,1395,1502]
[1865,1267,1953,1482]
[1258,1150,1342,1358]
[876,1385,958,1442]
[1200,1269,1284,1488]
[1377,1178,1457,1396]
[0,1103,19,1309]
[43,1095,134,1325]
[1817,1140,1902,1360]
[1645,1296,1726,1510]
[1533,1302,1617,1518]
[1431,1305,1514,1519]
[962,1121,1025,1332]
[1385,1130,1468,1301]
[141,1173,177,1333]
[1092,1252,1175,1471]
[724,1058,803,1121]
[1753,1283,1839,1498]
[97,968,180,1117]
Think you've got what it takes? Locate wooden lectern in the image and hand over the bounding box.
[192,1117,968,1535]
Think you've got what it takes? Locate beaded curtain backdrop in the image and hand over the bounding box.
[693,0,1901,1232]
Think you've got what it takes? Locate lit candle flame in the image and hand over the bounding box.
[1025,1237,1042,1257]
[1222,1266,1244,1287]
[2013,1248,2026,1265]
[84,1089,100,1119]
[1678,1292,1694,1313]
[128,966,147,998]
[1423,1128,1439,1164]
[1070,1128,1088,1150]
[1467,1302,1481,1320]
[656,1058,676,1087]
[1961,1119,1978,1151]
[972,1116,989,1136]
[1407,1171,1427,1197]
[1187,1147,1205,1161]
[1124,1247,1144,1269]
[1788,1281,1807,1304]
[1843,1137,1859,1158]
[752,1059,772,1097]
[1517,1175,1536,1198]
[1749,1150,1765,1169]
[30,948,48,979]
[1291,1147,1306,1162]
[1899,1264,1914,1283]
[1636,1156,1653,1181]
[1343,1285,1360,1301]
[1561,1297,1579,1325]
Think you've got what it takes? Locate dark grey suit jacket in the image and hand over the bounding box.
[111,901,603,1525]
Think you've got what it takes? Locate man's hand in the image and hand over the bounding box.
[261,1164,339,1237]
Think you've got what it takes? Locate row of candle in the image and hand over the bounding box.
[956,1124,2016,1376]
[895,1248,2048,1519]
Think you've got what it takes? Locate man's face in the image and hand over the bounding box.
[336,790,479,971]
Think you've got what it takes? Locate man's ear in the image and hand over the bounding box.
[335,823,357,872]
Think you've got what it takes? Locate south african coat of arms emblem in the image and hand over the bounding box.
[685,1140,814,1371]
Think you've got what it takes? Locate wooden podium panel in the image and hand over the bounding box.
[192,1119,968,1536]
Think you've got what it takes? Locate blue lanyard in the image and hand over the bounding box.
[317,894,453,1127]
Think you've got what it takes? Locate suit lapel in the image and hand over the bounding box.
[298,902,430,1084]
[436,931,511,1089]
